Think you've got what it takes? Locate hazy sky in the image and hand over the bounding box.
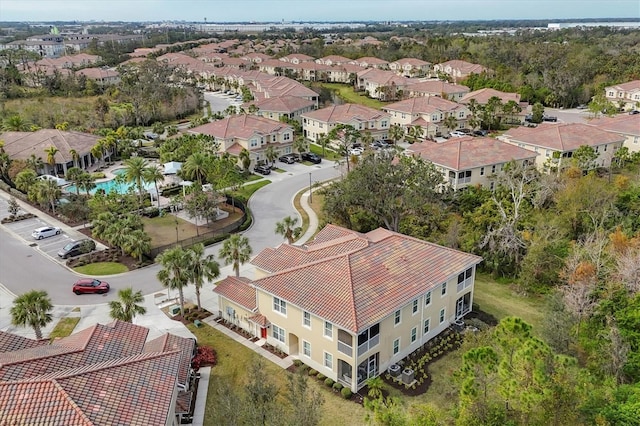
[1,0,638,22]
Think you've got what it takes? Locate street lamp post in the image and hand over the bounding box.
[309,172,313,203]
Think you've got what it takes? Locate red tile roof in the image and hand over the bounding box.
[503,122,626,151]
[408,137,538,170]
[1,129,102,163]
[383,96,464,114]
[406,80,469,95]
[589,114,640,136]
[302,104,390,124]
[189,114,291,140]
[252,226,482,333]
[0,320,192,425]
[213,276,257,310]
[460,88,521,105]
[0,331,48,353]
[249,95,315,113]
[248,314,270,327]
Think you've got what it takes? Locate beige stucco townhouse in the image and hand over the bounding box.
[499,122,626,171]
[383,96,470,139]
[407,137,538,191]
[247,95,316,123]
[388,58,432,78]
[213,225,482,392]
[404,80,470,102]
[604,80,640,111]
[301,104,391,143]
[189,114,294,167]
[589,114,640,153]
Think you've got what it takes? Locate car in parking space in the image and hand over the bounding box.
[301,152,322,164]
[348,147,364,156]
[473,129,489,137]
[279,154,297,164]
[32,226,62,240]
[73,278,110,295]
[449,131,467,138]
[254,164,271,175]
[58,239,96,259]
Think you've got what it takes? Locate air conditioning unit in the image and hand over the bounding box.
[169,305,181,316]
[402,368,415,385]
[388,364,402,378]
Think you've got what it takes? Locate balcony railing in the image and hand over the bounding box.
[338,341,353,357]
[357,334,380,357]
[457,278,472,293]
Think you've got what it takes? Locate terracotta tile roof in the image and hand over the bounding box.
[189,114,292,140]
[248,314,270,327]
[251,235,369,273]
[357,68,410,86]
[0,381,92,425]
[589,114,640,136]
[607,80,640,91]
[383,96,464,114]
[0,331,48,353]
[0,320,192,425]
[408,137,538,170]
[392,57,431,67]
[316,55,352,65]
[213,276,257,310]
[302,104,390,124]
[144,334,195,387]
[249,95,315,113]
[406,80,470,95]
[279,53,316,62]
[308,223,363,245]
[1,129,102,163]
[253,226,482,333]
[460,88,521,104]
[436,59,489,75]
[75,68,119,80]
[503,122,626,151]
[0,321,148,381]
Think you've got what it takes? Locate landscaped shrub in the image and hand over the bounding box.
[317,373,326,381]
[333,382,343,391]
[191,346,217,369]
[308,369,318,376]
[341,388,352,399]
[324,378,334,387]
[293,359,303,367]
[90,172,106,179]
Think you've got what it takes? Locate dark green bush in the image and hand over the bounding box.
[324,378,334,387]
[332,382,343,391]
[293,359,303,367]
[341,388,352,399]
[317,373,326,381]
[308,369,318,376]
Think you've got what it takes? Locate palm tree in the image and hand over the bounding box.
[388,124,404,145]
[264,145,278,168]
[361,130,374,152]
[143,165,164,208]
[65,167,84,196]
[239,148,251,173]
[317,133,331,158]
[156,246,191,317]
[26,154,44,173]
[443,115,458,135]
[275,216,302,244]
[78,171,96,197]
[69,149,80,168]
[37,179,61,214]
[124,229,151,263]
[187,243,220,311]
[15,168,38,193]
[91,211,116,240]
[108,287,147,323]
[219,234,252,277]
[10,290,53,340]
[44,146,59,175]
[406,126,424,144]
[2,115,30,131]
[293,137,308,160]
[365,377,385,400]
[182,152,211,185]
[91,141,105,167]
[123,156,149,205]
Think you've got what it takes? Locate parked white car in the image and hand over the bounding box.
[449,131,467,138]
[348,147,364,156]
[32,226,62,240]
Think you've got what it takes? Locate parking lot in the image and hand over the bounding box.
[0,196,99,265]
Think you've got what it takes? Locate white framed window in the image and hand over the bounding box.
[441,282,447,296]
[324,321,333,339]
[411,327,417,343]
[393,338,400,355]
[303,341,311,357]
[303,311,311,328]
[480,167,484,176]
[394,309,401,326]
[272,324,285,343]
[439,308,446,324]
[424,318,430,334]
[412,299,418,315]
[273,297,286,315]
[283,133,291,141]
[491,164,496,174]
[324,352,333,370]
[425,291,431,306]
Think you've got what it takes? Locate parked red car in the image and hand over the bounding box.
[73,278,110,295]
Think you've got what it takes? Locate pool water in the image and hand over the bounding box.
[65,168,155,195]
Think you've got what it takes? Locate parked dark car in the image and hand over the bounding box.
[254,164,271,175]
[542,115,558,122]
[629,110,640,115]
[279,154,297,164]
[73,278,110,295]
[58,239,96,259]
[473,129,488,137]
[301,152,322,164]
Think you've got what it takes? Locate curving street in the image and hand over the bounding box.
[0,161,340,307]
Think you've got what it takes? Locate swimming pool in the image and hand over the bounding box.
[65,168,155,195]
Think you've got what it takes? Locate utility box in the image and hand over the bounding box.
[402,368,415,385]
[169,305,181,316]
[388,364,402,378]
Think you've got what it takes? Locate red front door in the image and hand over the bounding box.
[261,327,267,339]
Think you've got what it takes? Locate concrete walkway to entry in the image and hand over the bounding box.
[202,316,294,369]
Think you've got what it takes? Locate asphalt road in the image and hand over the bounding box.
[0,161,341,306]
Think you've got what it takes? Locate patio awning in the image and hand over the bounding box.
[163,161,183,175]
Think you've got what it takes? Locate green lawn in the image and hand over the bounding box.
[188,324,367,426]
[49,317,81,340]
[320,83,386,109]
[74,262,128,275]
[232,180,271,202]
